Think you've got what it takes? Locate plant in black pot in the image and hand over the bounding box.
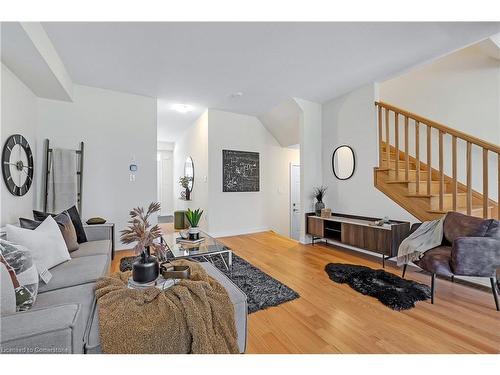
[313,186,328,216]
[185,208,203,240]
[120,202,166,283]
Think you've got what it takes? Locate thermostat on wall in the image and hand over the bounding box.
[129,164,138,172]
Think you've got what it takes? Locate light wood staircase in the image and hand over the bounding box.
[374,101,499,222]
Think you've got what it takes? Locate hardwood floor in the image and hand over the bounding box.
[111,229,500,354]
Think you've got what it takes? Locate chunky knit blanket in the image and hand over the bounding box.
[95,260,238,354]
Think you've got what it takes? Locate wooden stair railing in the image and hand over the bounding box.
[375,101,499,220]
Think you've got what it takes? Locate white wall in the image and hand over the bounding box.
[207,109,299,238]
[295,98,323,242]
[172,109,299,237]
[380,44,500,201]
[259,98,301,147]
[157,141,174,151]
[157,150,173,216]
[173,111,209,230]
[36,85,157,247]
[0,63,38,226]
[322,83,418,223]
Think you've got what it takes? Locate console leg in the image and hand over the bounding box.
[490,277,499,311]
[431,273,436,304]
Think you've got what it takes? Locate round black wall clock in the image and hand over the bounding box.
[2,134,34,196]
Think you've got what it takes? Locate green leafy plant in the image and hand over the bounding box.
[179,176,192,189]
[185,208,203,228]
[313,186,328,202]
[120,202,167,260]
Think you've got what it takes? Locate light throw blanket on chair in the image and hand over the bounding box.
[397,216,445,266]
[47,148,77,213]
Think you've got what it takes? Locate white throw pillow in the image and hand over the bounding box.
[0,240,39,311]
[6,216,70,281]
[0,263,16,315]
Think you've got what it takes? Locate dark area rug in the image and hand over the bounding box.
[324,263,431,310]
[120,253,299,314]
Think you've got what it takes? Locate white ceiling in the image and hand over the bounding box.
[41,22,500,142]
[1,22,73,101]
[259,98,301,147]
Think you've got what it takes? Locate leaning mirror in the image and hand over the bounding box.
[184,156,194,192]
[332,145,355,180]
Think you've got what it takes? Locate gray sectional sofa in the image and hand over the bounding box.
[0,226,247,354]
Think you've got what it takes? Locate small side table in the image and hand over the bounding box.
[83,223,115,260]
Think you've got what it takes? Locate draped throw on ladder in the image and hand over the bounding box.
[47,148,77,213]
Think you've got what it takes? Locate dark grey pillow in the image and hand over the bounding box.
[33,205,87,243]
[484,219,500,240]
[443,211,490,244]
[20,212,79,252]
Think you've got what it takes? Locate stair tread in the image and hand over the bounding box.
[386,180,411,184]
[407,192,467,198]
[406,194,433,198]
[382,158,413,161]
[408,180,450,185]
[431,192,467,197]
[428,205,493,214]
[392,169,429,172]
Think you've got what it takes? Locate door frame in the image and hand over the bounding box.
[289,163,301,240]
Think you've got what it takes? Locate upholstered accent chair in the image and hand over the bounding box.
[403,212,500,311]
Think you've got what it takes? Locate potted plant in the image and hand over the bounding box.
[185,208,203,240]
[120,202,167,283]
[179,176,192,201]
[313,186,328,216]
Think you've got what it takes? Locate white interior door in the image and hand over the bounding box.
[157,151,173,216]
[290,164,301,241]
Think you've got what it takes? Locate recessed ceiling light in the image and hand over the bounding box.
[172,104,194,113]
[230,92,244,98]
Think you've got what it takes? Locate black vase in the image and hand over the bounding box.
[315,201,325,216]
[132,247,159,283]
[185,187,191,201]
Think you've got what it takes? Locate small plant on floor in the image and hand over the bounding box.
[120,202,167,262]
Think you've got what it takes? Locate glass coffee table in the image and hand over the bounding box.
[161,230,233,271]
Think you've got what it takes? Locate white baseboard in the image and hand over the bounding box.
[209,227,271,238]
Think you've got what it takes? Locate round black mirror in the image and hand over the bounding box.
[184,156,194,192]
[332,145,355,180]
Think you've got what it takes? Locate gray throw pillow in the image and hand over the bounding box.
[33,205,87,244]
[20,211,79,252]
[0,239,39,311]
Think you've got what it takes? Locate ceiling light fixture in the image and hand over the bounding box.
[230,92,244,98]
[172,104,194,113]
